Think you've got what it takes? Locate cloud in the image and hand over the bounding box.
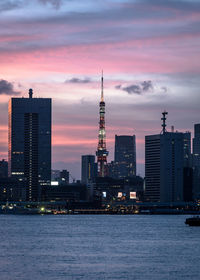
[0,0,21,12]
[38,0,62,9]
[66,77,91,84]
[161,86,168,93]
[116,80,154,95]
[122,84,142,95]
[0,79,20,95]
[141,80,153,92]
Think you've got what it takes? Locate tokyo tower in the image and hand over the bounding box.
[96,72,109,177]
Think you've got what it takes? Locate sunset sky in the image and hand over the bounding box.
[0,0,200,179]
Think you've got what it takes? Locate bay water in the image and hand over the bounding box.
[0,215,199,280]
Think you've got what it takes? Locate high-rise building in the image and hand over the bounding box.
[0,159,8,178]
[160,132,184,202]
[182,132,193,201]
[183,132,191,168]
[96,73,109,177]
[114,135,136,178]
[193,124,200,199]
[145,134,161,201]
[8,89,51,201]
[81,155,96,184]
[145,112,185,203]
[145,132,185,202]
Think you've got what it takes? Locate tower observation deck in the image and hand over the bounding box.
[96,73,109,177]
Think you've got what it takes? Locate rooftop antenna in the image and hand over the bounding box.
[101,70,104,102]
[161,111,168,134]
[29,88,33,98]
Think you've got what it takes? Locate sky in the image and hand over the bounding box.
[0,0,200,179]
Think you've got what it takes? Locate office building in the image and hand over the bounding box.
[145,134,161,201]
[8,89,51,201]
[181,131,193,201]
[145,132,185,203]
[183,132,191,168]
[145,112,185,203]
[0,159,8,178]
[193,124,200,199]
[160,132,184,202]
[81,155,96,184]
[114,135,136,178]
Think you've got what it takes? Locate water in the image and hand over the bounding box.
[0,215,200,280]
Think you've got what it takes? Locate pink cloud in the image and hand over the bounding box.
[0,29,199,78]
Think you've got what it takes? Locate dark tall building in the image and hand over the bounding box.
[0,159,8,178]
[183,132,193,201]
[145,132,185,203]
[193,124,200,199]
[160,132,184,203]
[183,132,191,168]
[114,135,136,178]
[8,89,51,201]
[81,155,96,184]
[145,134,161,201]
[145,112,186,203]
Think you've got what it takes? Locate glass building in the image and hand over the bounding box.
[193,124,200,199]
[81,155,96,184]
[113,135,136,178]
[8,89,51,201]
[145,132,188,203]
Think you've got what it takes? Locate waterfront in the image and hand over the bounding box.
[0,215,200,280]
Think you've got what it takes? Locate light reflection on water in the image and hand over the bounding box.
[0,215,200,280]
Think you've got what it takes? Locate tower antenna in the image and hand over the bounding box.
[101,70,104,102]
[161,111,168,134]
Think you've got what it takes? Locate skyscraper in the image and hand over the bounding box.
[81,155,96,184]
[145,134,161,201]
[183,132,193,201]
[183,132,191,168]
[114,135,136,178]
[160,132,184,202]
[0,159,8,178]
[193,124,200,199]
[8,89,51,201]
[96,73,109,177]
[145,112,185,203]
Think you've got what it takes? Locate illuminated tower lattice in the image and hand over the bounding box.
[96,73,109,177]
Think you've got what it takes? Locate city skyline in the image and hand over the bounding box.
[0,0,200,179]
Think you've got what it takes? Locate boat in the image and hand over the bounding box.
[185,216,200,226]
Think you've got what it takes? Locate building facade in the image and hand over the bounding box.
[193,124,200,199]
[113,135,136,178]
[145,134,161,201]
[160,132,184,203]
[145,132,185,203]
[8,89,51,201]
[81,155,96,184]
[0,159,8,178]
